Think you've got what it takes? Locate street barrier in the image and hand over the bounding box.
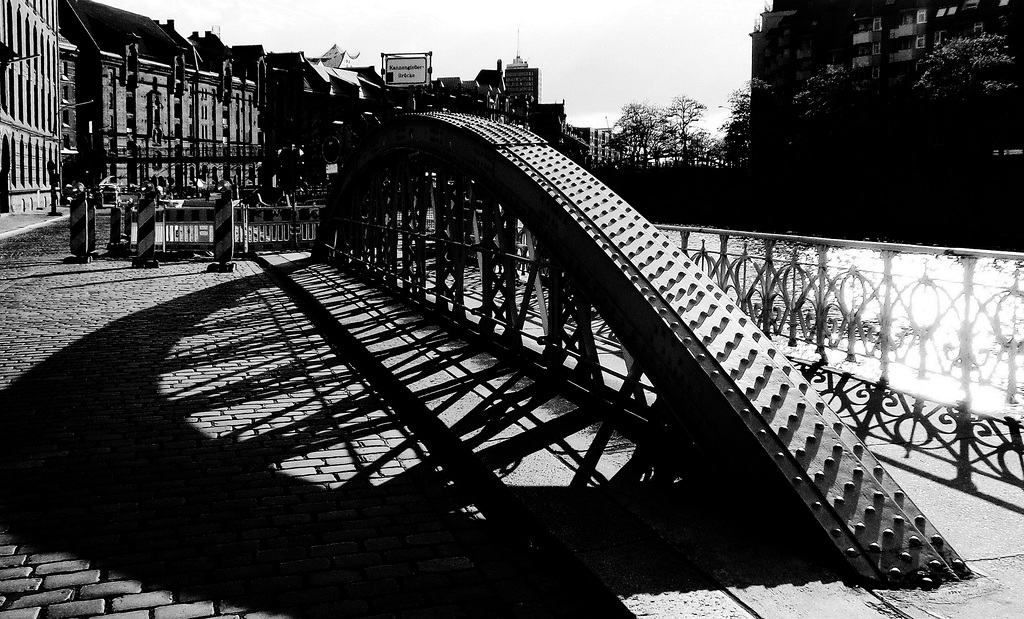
[65,183,93,263]
[207,181,235,273]
[132,186,160,268]
[116,198,323,255]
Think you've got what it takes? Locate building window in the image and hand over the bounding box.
[873,17,882,31]
[872,67,881,79]
[917,9,927,23]
[872,42,881,55]
[916,35,927,49]
[974,22,984,34]
[948,6,957,15]
[937,8,948,17]
[935,30,946,46]
[963,0,979,9]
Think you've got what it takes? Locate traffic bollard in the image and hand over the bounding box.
[207,180,235,273]
[64,183,94,264]
[132,183,160,268]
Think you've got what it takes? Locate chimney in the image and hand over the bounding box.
[497,59,502,73]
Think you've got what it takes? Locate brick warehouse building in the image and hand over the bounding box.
[0,0,61,214]
[58,0,263,193]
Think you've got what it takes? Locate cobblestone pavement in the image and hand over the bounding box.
[0,218,620,619]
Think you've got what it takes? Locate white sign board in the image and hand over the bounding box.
[384,54,431,87]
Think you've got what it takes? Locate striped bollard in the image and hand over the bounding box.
[132,184,160,268]
[207,180,235,273]
[64,183,93,264]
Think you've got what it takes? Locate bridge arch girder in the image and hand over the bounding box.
[315,112,969,588]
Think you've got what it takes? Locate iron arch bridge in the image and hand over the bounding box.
[313,112,969,589]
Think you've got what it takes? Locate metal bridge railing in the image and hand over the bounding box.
[657,225,1024,414]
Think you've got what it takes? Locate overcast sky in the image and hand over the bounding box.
[99,0,768,134]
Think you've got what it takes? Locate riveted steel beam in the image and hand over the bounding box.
[315,113,970,588]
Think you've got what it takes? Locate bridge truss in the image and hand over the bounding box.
[313,112,970,588]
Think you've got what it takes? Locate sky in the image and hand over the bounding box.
[98,0,768,135]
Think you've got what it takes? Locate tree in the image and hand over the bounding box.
[663,95,706,165]
[611,101,662,167]
[914,34,1021,157]
[720,83,753,168]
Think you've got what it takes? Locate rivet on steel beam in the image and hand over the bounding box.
[814,472,825,482]
[795,449,806,459]
[844,482,856,492]
[853,468,864,478]
[894,516,905,526]
[952,559,966,570]
[909,536,922,547]
[778,427,788,437]
[831,528,842,537]
[900,552,913,562]
[834,422,845,434]
[806,435,817,445]
[874,466,885,477]
[894,491,905,502]
[865,506,876,516]
[814,422,825,432]
[931,535,943,546]
[775,452,786,460]
[869,543,881,553]
[928,560,943,571]
[845,548,859,558]
[874,491,885,501]
[853,444,864,457]
[855,522,866,532]
[824,457,835,468]
[915,516,927,528]
[812,501,822,510]
[834,497,845,508]
[883,528,894,537]
[793,476,803,485]
[816,402,826,413]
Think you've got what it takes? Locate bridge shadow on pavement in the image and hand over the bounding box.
[0,266,623,618]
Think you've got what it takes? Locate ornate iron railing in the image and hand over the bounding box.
[657,226,1024,414]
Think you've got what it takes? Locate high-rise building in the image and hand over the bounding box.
[504,54,541,106]
[1,0,61,213]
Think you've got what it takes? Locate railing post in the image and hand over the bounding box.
[761,238,776,335]
[815,245,828,361]
[788,247,799,347]
[959,255,977,408]
[879,250,895,384]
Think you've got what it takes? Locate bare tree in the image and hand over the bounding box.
[663,95,706,165]
[611,100,662,167]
